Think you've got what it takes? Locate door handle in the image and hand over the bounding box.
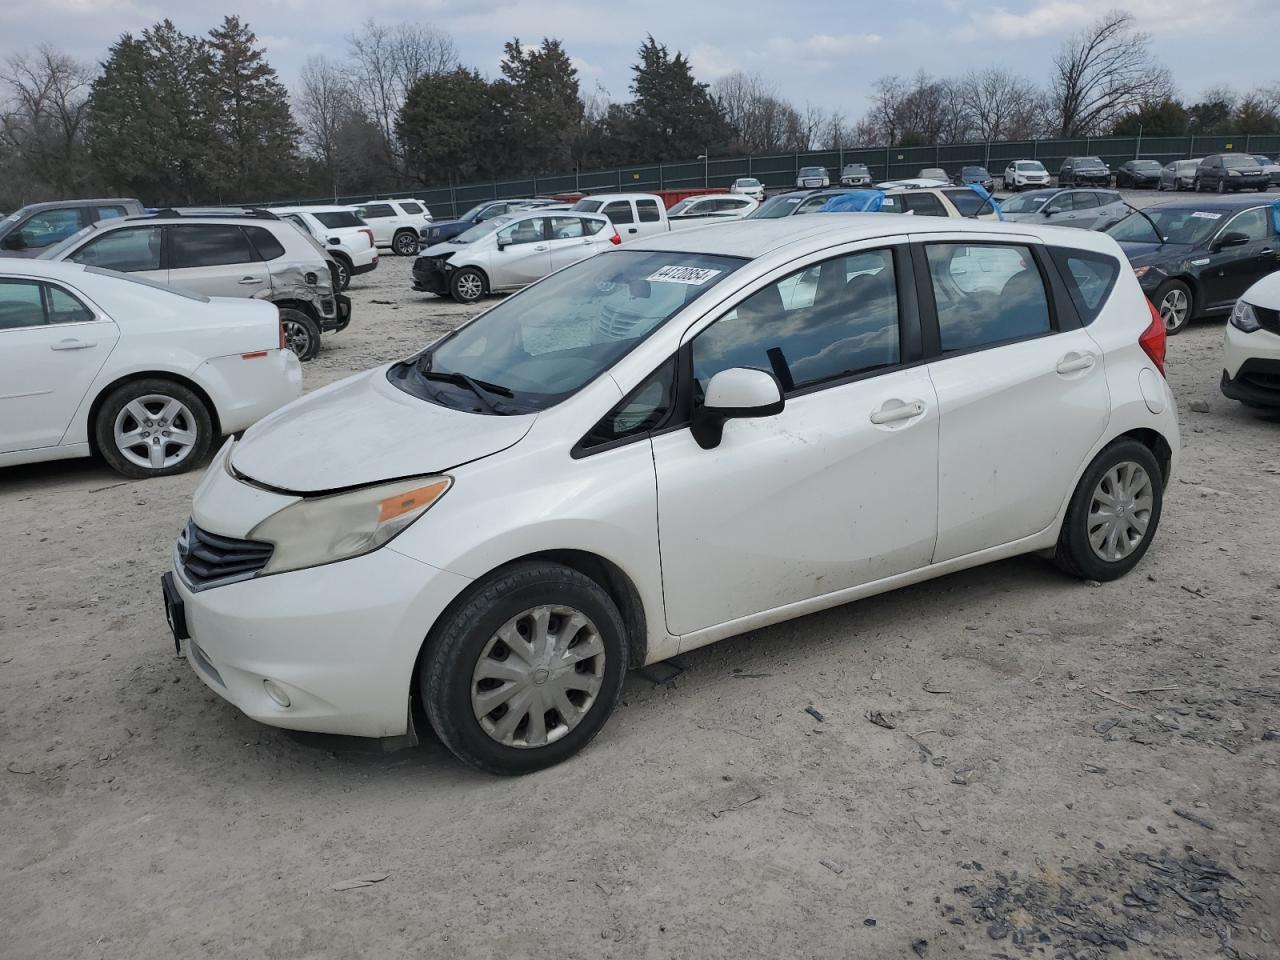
[238,276,263,284]
[627,227,637,234]
[50,338,96,351]
[869,399,926,424]
[1261,248,1275,256]
[1056,352,1096,375]
[533,245,548,252]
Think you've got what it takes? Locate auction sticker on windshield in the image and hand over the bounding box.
[648,266,723,285]
[1190,212,1222,219]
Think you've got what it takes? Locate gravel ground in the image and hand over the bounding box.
[2,225,1278,960]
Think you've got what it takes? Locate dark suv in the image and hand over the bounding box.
[0,197,144,257]
[1194,154,1269,193]
[1058,157,1111,187]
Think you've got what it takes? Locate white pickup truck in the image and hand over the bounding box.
[570,193,670,241]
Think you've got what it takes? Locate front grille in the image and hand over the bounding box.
[179,520,272,589]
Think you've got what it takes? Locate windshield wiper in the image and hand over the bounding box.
[419,369,515,414]
[1121,204,1166,245]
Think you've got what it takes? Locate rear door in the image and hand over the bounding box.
[357,202,397,244]
[0,278,119,453]
[634,198,666,237]
[167,224,268,298]
[601,200,639,240]
[1205,206,1278,309]
[546,216,598,271]
[917,236,1109,561]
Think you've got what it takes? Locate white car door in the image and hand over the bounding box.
[633,198,666,238]
[651,242,940,636]
[918,238,1108,562]
[167,224,270,298]
[0,277,119,454]
[546,216,601,272]
[357,202,397,245]
[63,224,167,286]
[490,217,551,289]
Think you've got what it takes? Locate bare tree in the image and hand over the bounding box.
[0,44,95,199]
[958,67,1044,142]
[296,55,365,198]
[1051,10,1172,137]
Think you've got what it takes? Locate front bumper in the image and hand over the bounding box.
[1072,174,1111,185]
[412,257,451,295]
[1222,316,1280,404]
[170,541,472,738]
[1221,359,1280,406]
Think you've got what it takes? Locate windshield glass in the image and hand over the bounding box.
[799,167,824,176]
[1132,161,1161,171]
[1015,161,1045,171]
[1000,192,1053,213]
[459,203,493,221]
[1076,157,1105,169]
[454,216,509,244]
[748,195,804,219]
[961,167,988,176]
[1107,207,1224,245]
[736,178,761,187]
[1222,155,1260,169]
[388,251,744,414]
[314,211,363,229]
[572,199,603,213]
[843,165,868,174]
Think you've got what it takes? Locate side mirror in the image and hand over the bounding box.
[3,233,27,250]
[691,367,784,450]
[1213,231,1250,251]
[496,239,508,251]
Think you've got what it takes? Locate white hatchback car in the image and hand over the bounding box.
[411,210,617,303]
[166,216,1178,774]
[1221,271,1280,408]
[0,260,300,478]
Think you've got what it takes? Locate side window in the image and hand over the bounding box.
[903,193,948,217]
[926,243,1051,352]
[602,201,634,225]
[942,189,987,218]
[360,203,395,218]
[879,195,903,213]
[0,279,49,330]
[399,202,423,215]
[1223,208,1269,242]
[244,225,286,260]
[44,284,94,324]
[1071,192,1099,210]
[18,208,85,249]
[637,200,662,223]
[69,226,162,272]
[496,218,545,246]
[580,356,677,450]
[1049,248,1119,324]
[548,216,585,240]
[170,225,256,268]
[95,206,128,221]
[582,217,605,236]
[693,249,900,396]
[284,214,311,235]
[478,205,505,221]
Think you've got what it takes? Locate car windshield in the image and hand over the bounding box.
[668,199,700,216]
[1133,161,1162,171]
[1222,155,1260,169]
[453,216,510,244]
[1178,160,1201,171]
[1253,155,1272,165]
[999,192,1053,213]
[737,178,761,187]
[1107,207,1224,245]
[459,203,495,221]
[748,195,805,218]
[799,168,824,176]
[388,250,744,414]
[39,223,99,260]
[843,165,868,174]
[572,199,603,213]
[1015,161,1046,171]
[961,167,989,176]
[1076,157,1105,169]
[313,211,363,229]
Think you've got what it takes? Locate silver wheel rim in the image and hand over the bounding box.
[395,234,417,255]
[1088,461,1153,562]
[337,263,349,286]
[457,273,482,301]
[113,394,198,471]
[281,318,311,356]
[1159,289,1189,330]
[471,604,605,749]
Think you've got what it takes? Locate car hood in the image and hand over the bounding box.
[230,364,536,493]
[1243,270,1280,308]
[420,241,466,259]
[1117,241,1171,266]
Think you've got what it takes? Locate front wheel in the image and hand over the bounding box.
[393,230,419,256]
[94,378,213,479]
[1154,279,1193,334]
[333,257,351,291]
[279,308,321,362]
[449,267,486,304]
[1054,440,1163,582]
[421,562,628,775]
[1217,178,1227,194]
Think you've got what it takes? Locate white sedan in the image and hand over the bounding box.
[411,209,617,304]
[1221,271,1280,408]
[0,260,300,478]
[667,193,758,227]
[167,216,1178,774]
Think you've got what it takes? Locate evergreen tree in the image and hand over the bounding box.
[205,16,299,201]
[497,38,583,175]
[397,67,506,185]
[623,36,731,163]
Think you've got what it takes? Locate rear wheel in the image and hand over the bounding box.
[449,267,485,304]
[393,230,419,256]
[279,308,321,362]
[1217,177,1227,194]
[1054,440,1163,582]
[333,257,351,290]
[95,379,213,479]
[1154,279,1193,334]
[421,562,628,775]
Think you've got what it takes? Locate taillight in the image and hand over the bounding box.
[1141,299,1167,376]
[279,318,286,351]
[609,229,621,246]
[360,228,375,247]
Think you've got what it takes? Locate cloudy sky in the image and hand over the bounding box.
[1,0,1273,115]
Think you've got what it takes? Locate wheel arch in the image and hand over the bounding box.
[1117,427,1173,487]
[272,298,321,322]
[85,370,221,458]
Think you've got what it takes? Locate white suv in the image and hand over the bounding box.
[1004,160,1051,191]
[166,216,1178,774]
[273,207,378,289]
[355,199,433,257]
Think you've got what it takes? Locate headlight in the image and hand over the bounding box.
[1230,300,1261,333]
[249,476,451,575]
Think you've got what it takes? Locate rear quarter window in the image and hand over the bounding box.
[1049,248,1119,324]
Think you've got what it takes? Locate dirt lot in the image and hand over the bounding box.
[2,217,1279,959]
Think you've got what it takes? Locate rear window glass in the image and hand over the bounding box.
[314,211,363,229]
[244,225,286,261]
[1049,248,1119,324]
[943,189,992,218]
[359,203,395,218]
[400,202,423,214]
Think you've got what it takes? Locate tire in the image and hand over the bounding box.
[393,230,419,256]
[449,267,486,304]
[1194,178,1202,192]
[279,308,321,362]
[333,256,351,291]
[1258,185,1268,193]
[94,378,213,479]
[1217,178,1226,194]
[421,561,628,775]
[1054,439,1164,582]
[1154,279,1193,335]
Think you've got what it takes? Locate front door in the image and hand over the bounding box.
[918,239,1109,561]
[62,224,166,285]
[492,217,551,289]
[1202,206,1278,311]
[167,224,269,298]
[652,243,940,636]
[0,278,119,454]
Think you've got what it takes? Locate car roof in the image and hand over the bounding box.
[11,198,139,214]
[1145,195,1273,212]
[271,206,358,214]
[627,214,1116,260]
[577,193,662,203]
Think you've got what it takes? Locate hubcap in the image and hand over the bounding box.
[1159,289,1188,330]
[113,394,198,471]
[396,234,417,255]
[281,318,310,356]
[1087,461,1153,562]
[471,605,605,749]
[457,273,482,300]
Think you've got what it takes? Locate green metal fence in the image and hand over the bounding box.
[260,132,1280,219]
